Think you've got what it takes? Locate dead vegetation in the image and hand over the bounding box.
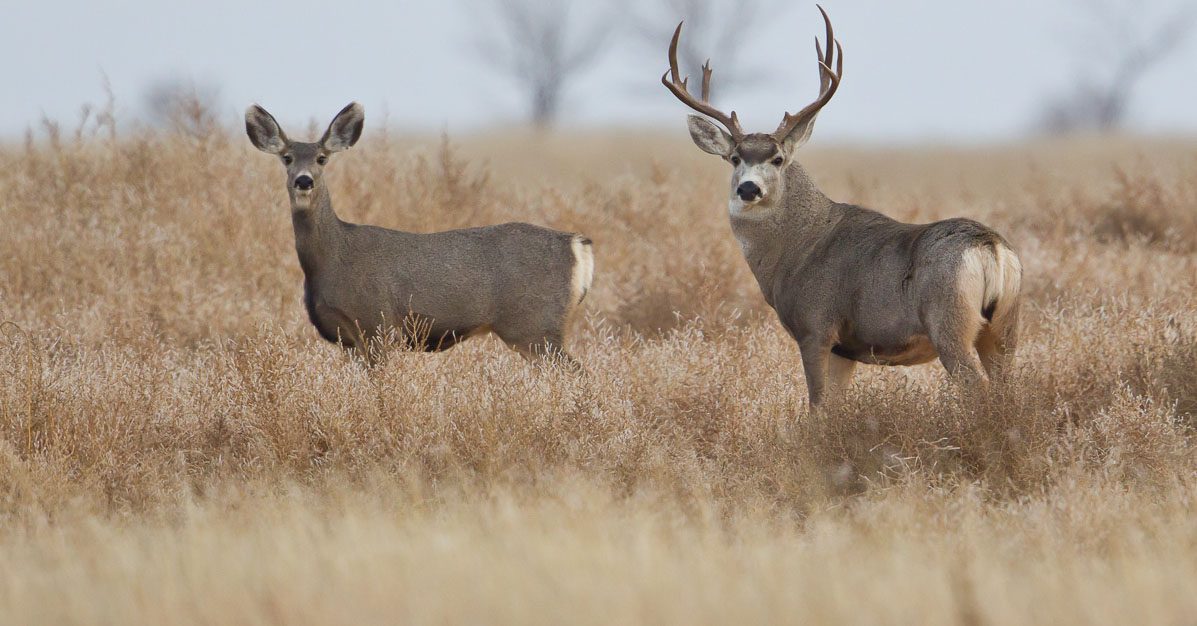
[0,118,1195,624]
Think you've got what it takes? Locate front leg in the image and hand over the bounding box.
[828,353,857,392]
[797,337,832,408]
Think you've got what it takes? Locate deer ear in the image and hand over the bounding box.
[687,115,733,157]
[780,115,817,154]
[245,105,288,154]
[321,102,365,152]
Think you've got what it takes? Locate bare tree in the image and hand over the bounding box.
[1038,0,1195,133]
[626,0,784,103]
[472,0,613,127]
[143,76,222,139]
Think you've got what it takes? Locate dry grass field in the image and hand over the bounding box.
[0,111,1195,624]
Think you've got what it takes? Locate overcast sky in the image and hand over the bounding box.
[3,0,1195,143]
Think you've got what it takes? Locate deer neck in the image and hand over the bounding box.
[729,163,834,301]
[290,186,347,278]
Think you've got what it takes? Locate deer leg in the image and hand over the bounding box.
[935,344,986,386]
[797,339,832,408]
[927,306,988,386]
[977,307,1019,382]
[975,328,1007,382]
[828,353,857,393]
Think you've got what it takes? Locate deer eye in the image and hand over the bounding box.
[316,155,328,166]
[282,154,293,165]
[730,155,741,166]
[772,157,784,166]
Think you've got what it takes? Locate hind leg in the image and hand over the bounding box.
[829,354,856,390]
[975,328,1002,378]
[977,307,1019,381]
[825,354,857,405]
[803,353,858,411]
[927,303,988,386]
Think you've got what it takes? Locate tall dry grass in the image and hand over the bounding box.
[0,111,1195,624]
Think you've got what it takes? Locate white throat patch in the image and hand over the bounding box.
[292,191,312,210]
[728,198,771,219]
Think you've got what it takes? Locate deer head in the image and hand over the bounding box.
[663,6,843,215]
[245,103,365,211]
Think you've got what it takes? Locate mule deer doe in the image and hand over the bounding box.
[245,103,594,367]
[662,7,1022,406]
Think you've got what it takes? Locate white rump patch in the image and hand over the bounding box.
[958,244,1023,326]
[569,235,595,307]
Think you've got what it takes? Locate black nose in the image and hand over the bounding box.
[736,181,762,201]
[294,175,314,190]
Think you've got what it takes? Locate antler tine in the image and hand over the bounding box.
[661,21,745,140]
[814,4,837,93]
[668,22,685,85]
[815,40,833,93]
[820,4,834,62]
[701,60,713,102]
[773,5,844,141]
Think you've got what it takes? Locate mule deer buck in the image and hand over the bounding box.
[662,7,1021,406]
[245,103,594,367]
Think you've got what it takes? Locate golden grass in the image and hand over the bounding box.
[0,115,1195,624]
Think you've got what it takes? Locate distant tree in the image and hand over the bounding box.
[626,0,785,103]
[472,0,613,127]
[143,77,222,138]
[1038,0,1195,133]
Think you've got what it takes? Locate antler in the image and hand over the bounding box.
[661,21,745,141]
[772,5,844,141]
